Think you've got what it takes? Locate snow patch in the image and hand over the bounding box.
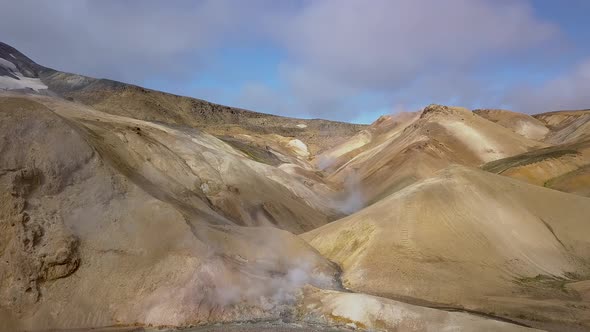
[287,139,309,157]
[200,182,210,194]
[0,57,47,92]
[296,123,307,128]
[9,53,16,59]
[0,58,17,71]
[0,75,48,92]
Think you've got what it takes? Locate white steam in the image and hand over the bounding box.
[316,155,335,170]
[338,170,364,214]
[132,223,339,327]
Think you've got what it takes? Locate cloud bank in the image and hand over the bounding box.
[1,0,587,121]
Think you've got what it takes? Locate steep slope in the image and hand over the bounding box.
[0,42,364,158]
[2,41,579,332]
[0,43,48,92]
[322,105,546,207]
[535,109,590,144]
[64,84,364,157]
[483,139,590,197]
[316,111,421,172]
[479,109,590,197]
[303,165,590,330]
[0,94,347,331]
[474,109,549,141]
[0,93,538,332]
[16,93,345,233]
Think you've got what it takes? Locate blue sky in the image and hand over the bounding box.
[1,0,589,123]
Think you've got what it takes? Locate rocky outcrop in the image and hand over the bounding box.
[0,93,346,330]
[420,104,471,118]
[0,167,79,316]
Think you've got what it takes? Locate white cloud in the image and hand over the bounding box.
[2,0,580,120]
[235,82,293,116]
[261,0,564,119]
[0,0,258,82]
[276,0,558,90]
[505,58,590,113]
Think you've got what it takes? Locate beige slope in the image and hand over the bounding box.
[58,82,364,157]
[483,139,590,197]
[324,105,547,206]
[2,40,365,161]
[0,93,535,332]
[316,111,421,172]
[218,133,320,172]
[0,95,343,331]
[534,109,590,144]
[474,109,549,141]
[22,93,343,233]
[547,165,590,197]
[483,109,590,197]
[302,165,590,329]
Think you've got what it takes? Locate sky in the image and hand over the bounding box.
[1,0,589,123]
